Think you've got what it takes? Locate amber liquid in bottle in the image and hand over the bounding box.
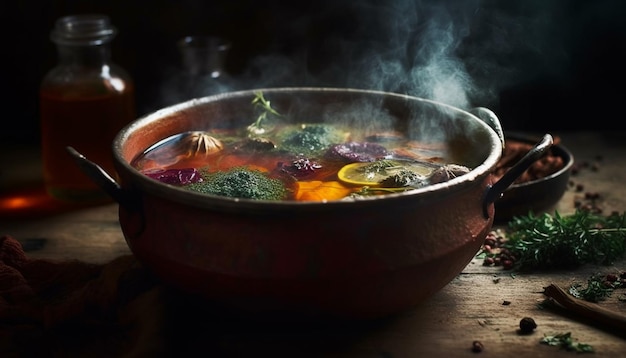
[40,14,136,203]
[40,81,135,202]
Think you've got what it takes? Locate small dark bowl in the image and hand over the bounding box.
[494,133,574,222]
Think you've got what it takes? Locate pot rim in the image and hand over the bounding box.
[112,87,502,212]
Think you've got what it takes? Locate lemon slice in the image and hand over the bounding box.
[337,162,385,186]
[338,160,439,187]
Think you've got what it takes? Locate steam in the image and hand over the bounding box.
[156,0,571,115]
[237,0,483,110]
[404,4,475,108]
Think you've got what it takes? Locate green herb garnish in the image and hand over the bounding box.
[378,169,426,188]
[360,160,398,175]
[503,210,626,271]
[541,332,594,353]
[248,91,281,135]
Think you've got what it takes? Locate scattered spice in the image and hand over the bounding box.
[568,274,617,303]
[540,332,593,353]
[477,319,490,327]
[518,317,537,334]
[574,190,604,214]
[569,155,604,213]
[569,271,626,303]
[479,230,511,268]
[471,340,484,353]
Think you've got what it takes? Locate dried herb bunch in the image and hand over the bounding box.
[502,210,626,271]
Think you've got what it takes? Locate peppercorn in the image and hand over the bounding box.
[502,259,514,270]
[471,340,484,353]
[519,317,537,334]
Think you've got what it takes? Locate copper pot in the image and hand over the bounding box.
[69,87,552,319]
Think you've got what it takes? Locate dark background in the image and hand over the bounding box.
[3,0,626,145]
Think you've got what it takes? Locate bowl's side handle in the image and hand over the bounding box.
[482,134,554,219]
[469,107,505,149]
[66,146,137,209]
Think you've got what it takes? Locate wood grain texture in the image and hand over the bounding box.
[1,131,625,357]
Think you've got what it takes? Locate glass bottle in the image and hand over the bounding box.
[40,14,135,203]
[176,36,232,100]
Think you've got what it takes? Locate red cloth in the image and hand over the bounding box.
[0,234,167,357]
[0,235,352,357]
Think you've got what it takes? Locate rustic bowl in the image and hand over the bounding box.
[494,133,574,222]
[69,87,553,320]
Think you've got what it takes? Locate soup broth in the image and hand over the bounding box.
[131,94,472,202]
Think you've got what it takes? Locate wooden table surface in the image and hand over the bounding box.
[1,131,625,357]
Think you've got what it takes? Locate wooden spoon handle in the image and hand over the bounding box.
[543,283,626,333]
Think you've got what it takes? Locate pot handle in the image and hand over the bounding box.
[469,107,505,149]
[66,146,137,209]
[481,134,554,219]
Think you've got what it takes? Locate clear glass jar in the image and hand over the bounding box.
[165,36,232,105]
[40,14,135,203]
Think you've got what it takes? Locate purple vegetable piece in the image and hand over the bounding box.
[327,142,390,162]
[144,168,203,185]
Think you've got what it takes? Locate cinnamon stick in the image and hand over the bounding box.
[543,283,626,333]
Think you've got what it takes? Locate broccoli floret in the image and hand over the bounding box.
[184,167,288,200]
[278,124,347,156]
